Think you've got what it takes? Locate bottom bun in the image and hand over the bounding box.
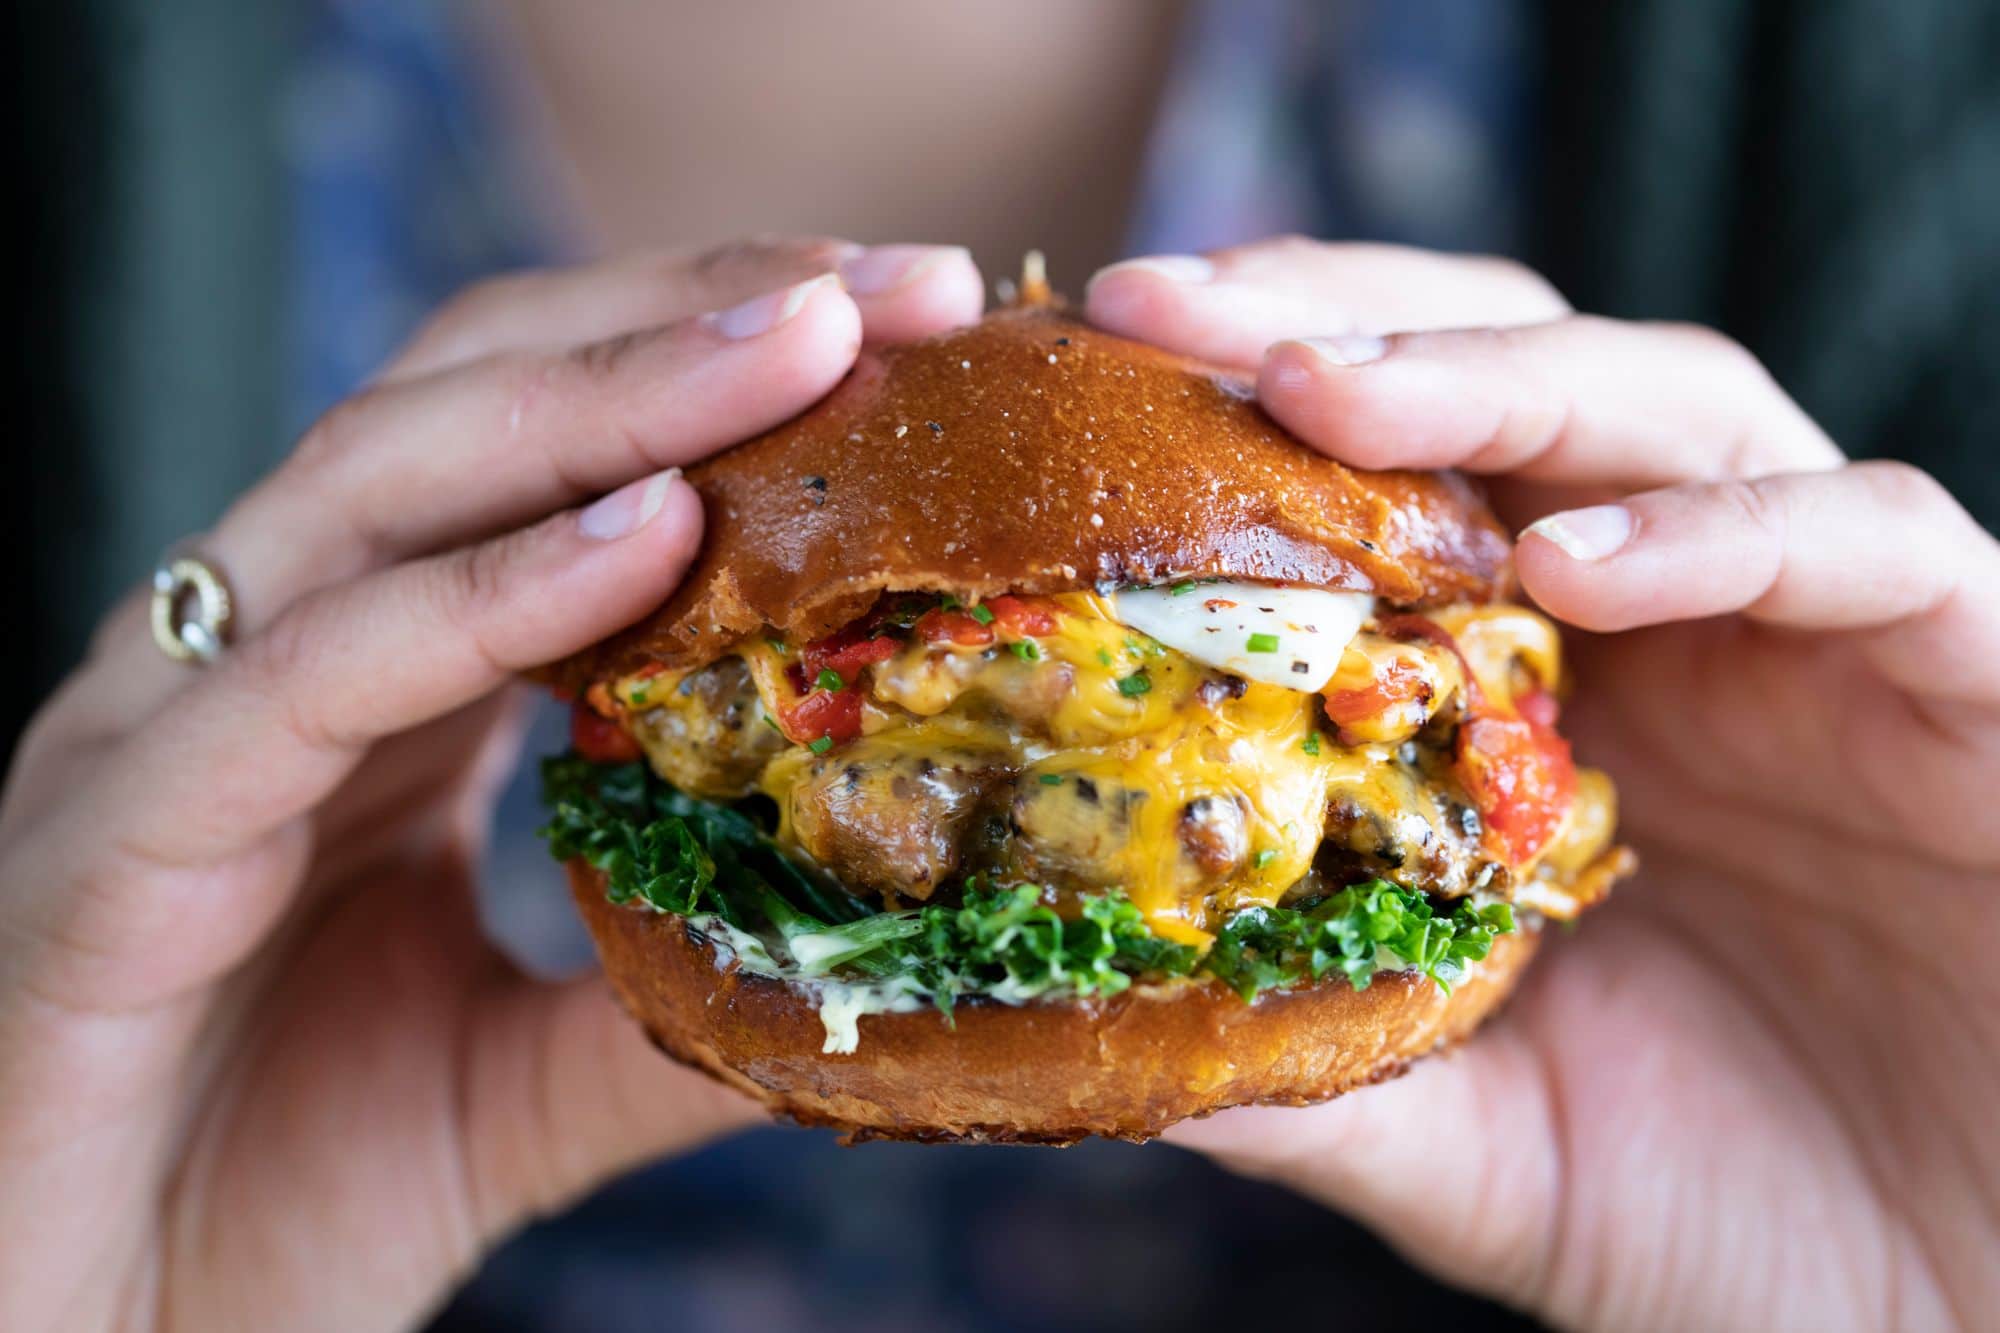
[569,860,1539,1145]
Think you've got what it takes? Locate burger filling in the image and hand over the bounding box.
[543,582,1631,1051]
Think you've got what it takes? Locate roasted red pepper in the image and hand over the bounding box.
[570,702,643,764]
[915,608,997,647]
[1321,657,1433,735]
[985,594,1062,639]
[778,626,892,749]
[1455,687,1575,866]
[801,624,901,680]
[774,682,863,748]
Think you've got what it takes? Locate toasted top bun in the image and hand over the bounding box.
[547,305,1510,693]
[569,860,1539,1144]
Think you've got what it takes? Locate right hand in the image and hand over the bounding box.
[0,238,983,1333]
[1089,236,2000,1332]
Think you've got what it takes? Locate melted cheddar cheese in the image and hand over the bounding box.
[611,591,1621,942]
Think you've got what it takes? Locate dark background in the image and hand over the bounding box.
[13,2,1997,1330]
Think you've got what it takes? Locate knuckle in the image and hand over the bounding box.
[1489,322,1581,441]
[224,598,355,752]
[439,530,524,627]
[291,384,382,471]
[691,234,847,285]
[412,272,535,349]
[1462,252,1538,284]
[237,597,325,697]
[1658,320,1771,384]
[1854,458,1954,512]
[1723,476,1791,547]
[562,327,657,383]
[784,235,858,272]
[1463,253,1570,310]
[691,236,775,277]
[629,244,698,283]
[429,537,526,677]
[1851,460,1976,551]
[1554,311,1620,343]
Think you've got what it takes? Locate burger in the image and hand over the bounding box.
[536,287,1634,1144]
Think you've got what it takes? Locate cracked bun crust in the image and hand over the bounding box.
[543,305,1511,694]
[570,861,1539,1145]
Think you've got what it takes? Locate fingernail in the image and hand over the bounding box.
[1088,254,1216,290]
[1297,333,1388,367]
[838,244,970,295]
[707,274,837,340]
[1523,505,1634,561]
[580,468,681,541]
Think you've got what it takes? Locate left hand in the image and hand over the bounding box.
[1087,237,2000,1331]
[0,238,985,1332]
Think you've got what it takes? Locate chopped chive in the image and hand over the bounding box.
[1116,670,1152,697]
[762,715,782,733]
[968,604,995,625]
[1302,732,1322,756]
[627,688,648,706]
[815,668,844,691]
[939,593,961,611]
[1095,647,1114,667]
[1246,632,1280,653]
[1008,640,1042,661]
[1169,581,1197,596]
[765,636,788,654]
[807,735,834,754]
[1038,773,1063,785]
[1253,849,1278,869]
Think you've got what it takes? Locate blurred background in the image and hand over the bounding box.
[13,1,1998,1330]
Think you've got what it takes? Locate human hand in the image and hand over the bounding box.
[0,239,984,1332]
[1088,238,2000,1331]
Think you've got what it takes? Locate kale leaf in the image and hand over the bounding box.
[540,755,1514,1012]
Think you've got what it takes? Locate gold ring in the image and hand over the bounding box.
[150,549,236,664]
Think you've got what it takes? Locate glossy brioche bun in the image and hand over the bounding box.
[570,861,1539,1145]
[544,304,1511,695]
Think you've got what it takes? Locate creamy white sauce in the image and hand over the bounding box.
[1109,581,1373,690]
[680,913,932,1054]
[684,914,781,971]
[785,930,864,973]
[668,886,1495,1053]
[812,977,929,1055]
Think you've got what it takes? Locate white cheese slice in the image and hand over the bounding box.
[1109,581,1373,691]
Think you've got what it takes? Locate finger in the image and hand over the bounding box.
[386,238,983,380]
[58,275,859,744]
[459,972,757,1246]
[79,245,979,739]
[1257,315,1845,490]
[1517,461,2000,704]
[226,274,857,623]
[831,243,988,345]
[1085,238,1570,367]
[6,469,705,987]
[173,468,706,855]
